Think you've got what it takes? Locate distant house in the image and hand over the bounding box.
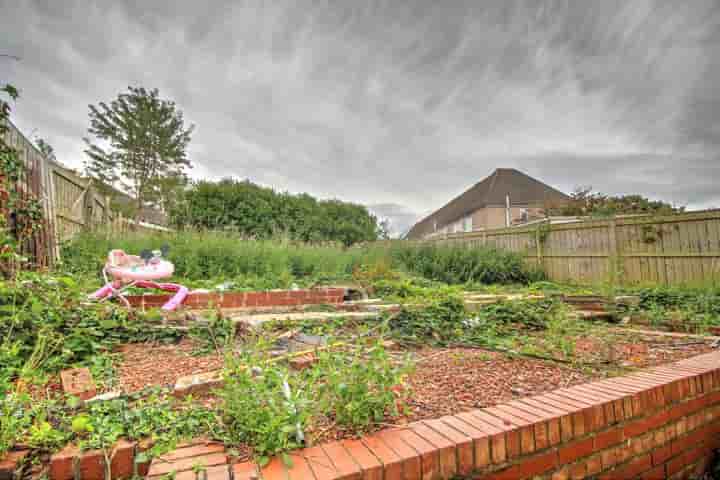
[405,168,570,239]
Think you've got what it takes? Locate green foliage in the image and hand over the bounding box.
[170,179,382,246]
[60,230,378,287]
[0,390,32,456]
[474,299,558,330]
[219,350,311,465]
[629,285,720,333]
[1,83,45,278]
[189,313,236,355]
[84,86,193,213]
[546,186,683,217]
[311,340,411,431]
[390,243,544,285]
[388,288,468,344]
[0,272,181,384]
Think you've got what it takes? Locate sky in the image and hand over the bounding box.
[2,0,719,236]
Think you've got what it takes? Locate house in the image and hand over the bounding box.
[405,168,570,239]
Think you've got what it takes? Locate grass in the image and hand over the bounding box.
[60,230,544,289]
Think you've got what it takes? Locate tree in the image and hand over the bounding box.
[170,178,382,245]
[34,137,56,161]
[546,186,683,217]
[83,86,193,215]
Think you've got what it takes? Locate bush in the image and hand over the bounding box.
[61,231,546,289]
[61,231,375,288]
[388,288,468,344]
[219,352,311,465]
[169,179,382,246]
[390,243,544,285]
[311,340,410,431]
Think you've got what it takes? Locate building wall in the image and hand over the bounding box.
[472,205,546,231]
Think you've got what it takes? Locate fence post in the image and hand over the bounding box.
[535,226,543,270]
[608,218,619,288]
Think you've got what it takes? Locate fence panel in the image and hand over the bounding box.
[425,211,720,286]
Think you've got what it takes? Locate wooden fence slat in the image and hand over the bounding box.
[425,210,720,286]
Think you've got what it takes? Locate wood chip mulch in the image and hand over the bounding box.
[115,339,223,393]
[402,348,596,420]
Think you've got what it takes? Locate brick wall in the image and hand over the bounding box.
[125,288,346,310]
[234,351,720,480]
[38,351,720,480]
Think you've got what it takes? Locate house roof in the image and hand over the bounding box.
[405,168,570,239]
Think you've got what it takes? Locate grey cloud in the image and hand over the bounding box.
[1,0,719,219]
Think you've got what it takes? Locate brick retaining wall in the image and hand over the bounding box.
[35,350,720,480]
[125,288,346,310]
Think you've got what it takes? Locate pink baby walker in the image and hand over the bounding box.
[89,247,189,311]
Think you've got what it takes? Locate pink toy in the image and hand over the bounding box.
[90,249,188,311]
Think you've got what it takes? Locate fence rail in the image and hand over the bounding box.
[425,210,720,286]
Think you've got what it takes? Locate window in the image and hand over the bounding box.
[463,215,472,232]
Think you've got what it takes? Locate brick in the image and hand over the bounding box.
[465,410,513,461]
[319,442,361,480]
[518,398,568,444]
[232,463,259,480]
[360,435,403,480]
[147,452,227,477]
[289,353,317,370]
[302,446,338,480]
[259,457,288,480]
[60,367,97,400]
[587,454,602,476]
[600,447,619,470]
[424,417,475,475]
[157,443,225,462]
[0,450,30,480]
[641,465,666,480]
[50,445,78,480]
[485,406,535,455]
[516,451,558,478]
[540,394,588,438]
[409,422,456,478]
[394,429,440,480]
[375,430,421,480]
[651,444,672,466]
[78,449,105,480]
[551,467,569,480]
[666,454,686,477]
[110,440,135,479]
[558,437,593,464]
[568,462,586,480]
[594,428,623,450]
[341,439,382,480]
[611,454,652,479]
[552,392,605,432]
[285,453,315,480]
[440,415,491,469]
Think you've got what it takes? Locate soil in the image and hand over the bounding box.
[115,339,223,393]
[108,326,718,462]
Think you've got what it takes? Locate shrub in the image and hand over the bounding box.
[311,340,411,431]
[388,288,467,344]
[218,352,311,465]
[390,243,544,285]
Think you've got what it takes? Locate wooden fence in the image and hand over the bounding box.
[3,120,168,265]
[425,210,720,286]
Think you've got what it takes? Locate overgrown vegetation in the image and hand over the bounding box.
[61,231,543,291]
[626,285,720,332]
[170,178,384,245]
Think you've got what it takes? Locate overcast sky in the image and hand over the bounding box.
[2,0,719,236]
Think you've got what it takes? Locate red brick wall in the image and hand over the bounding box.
[125,288,346,310]
[44,352,720,480]
[238,351,720,480]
